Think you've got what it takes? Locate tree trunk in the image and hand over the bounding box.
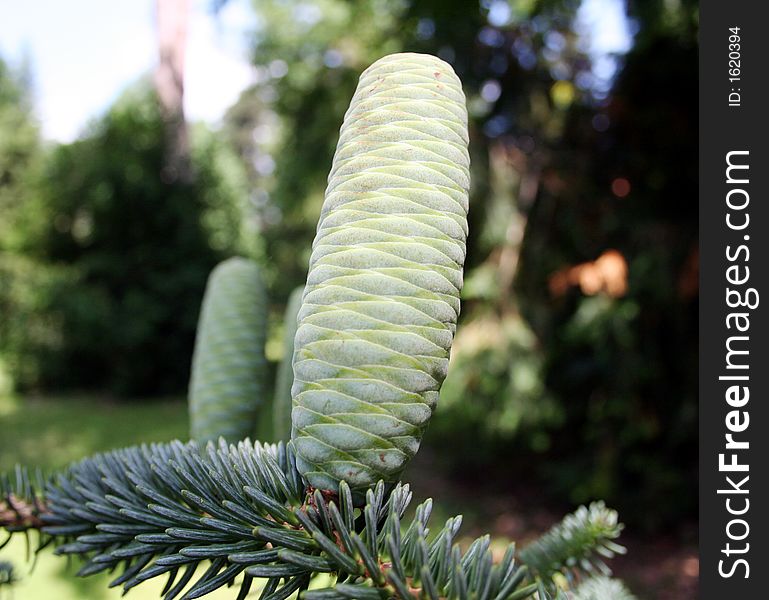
[155,0,191,182]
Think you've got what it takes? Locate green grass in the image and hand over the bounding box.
[0,394,189,472]
[0,393,245,599]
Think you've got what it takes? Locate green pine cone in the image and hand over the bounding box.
[189,257,267,442]
[291,52,470,492]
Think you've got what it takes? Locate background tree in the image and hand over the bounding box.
[0,56,40,254]
[155,0,192,181]
[6,86,249,395]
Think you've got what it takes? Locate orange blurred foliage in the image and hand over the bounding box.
[549,249,629,298]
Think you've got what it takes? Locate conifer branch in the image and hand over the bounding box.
[0,466,49,536]
[518,502,626,586]
[1,440,556,599]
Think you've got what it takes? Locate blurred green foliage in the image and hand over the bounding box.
[0,57,40,254]
[1,83,250,395]
[514,4,698,527]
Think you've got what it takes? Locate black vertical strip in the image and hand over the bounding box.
[700,1,768,596]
